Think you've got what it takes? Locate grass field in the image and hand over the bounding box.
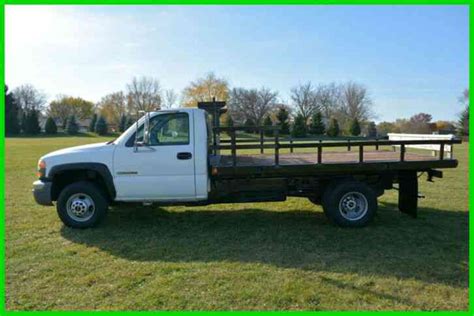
[5,136,469,310]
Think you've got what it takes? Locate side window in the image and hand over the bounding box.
[126,112,190,147]
[149,113,189,146]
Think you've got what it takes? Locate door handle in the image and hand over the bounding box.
[177,152,192,160]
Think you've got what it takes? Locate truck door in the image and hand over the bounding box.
[113,111,196,201]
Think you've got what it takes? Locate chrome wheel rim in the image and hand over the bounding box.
[66,193,95,222]
[338,192,368,221]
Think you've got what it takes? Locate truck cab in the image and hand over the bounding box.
[33,108,211,227]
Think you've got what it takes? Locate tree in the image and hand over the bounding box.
[377,121,397,136]
[163,89,178,109]
[339,82,373,129]
[24,110,41,135]
[97,91,127,127]
[326,118,340,137]
[222,113,234,127]
[291,114,307,138]
[458,107,469,137]
[89,113,98,132]
[290,82,318,123]
[95,116,108,136]
[367,121,377,138]
[127,76,162,113]
[66,115,79,135]
[228,87,278,126]
[315,83,342,121]
[48,96,94,129]
[349,118,361,136]
[126,116,135,129]
[408,112,432,134]
[20,112,28,133]
[182,72,229,107]
[309,111,325,135]
[244,118,255,133]
[5,85,20,135]
[12,84,46,112]
[263,115,273,136]
[119,114,127,132]
[457,89,469,137]
[44,117,58,134]
[275,107,290,135]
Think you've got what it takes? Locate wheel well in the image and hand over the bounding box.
[51,169,111,201]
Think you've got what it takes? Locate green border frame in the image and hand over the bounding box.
[0,1,471,314]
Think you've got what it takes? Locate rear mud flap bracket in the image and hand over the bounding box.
[398,171,418,218]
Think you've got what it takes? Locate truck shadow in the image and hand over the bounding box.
[60,202,468,288]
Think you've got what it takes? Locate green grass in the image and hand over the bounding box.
[5,136,468,310]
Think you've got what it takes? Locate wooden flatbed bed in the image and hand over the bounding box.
[198,100,462,226]
[209,136,459,178]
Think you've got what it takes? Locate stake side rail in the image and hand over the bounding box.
[211,127,461,168]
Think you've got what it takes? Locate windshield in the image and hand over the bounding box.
[112,113,152,145]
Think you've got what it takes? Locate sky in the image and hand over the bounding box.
[5,5,469,122]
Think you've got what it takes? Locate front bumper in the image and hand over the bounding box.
[32,180,53,206]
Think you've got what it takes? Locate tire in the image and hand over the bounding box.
[322,180,377,227]
[57,181,108,228]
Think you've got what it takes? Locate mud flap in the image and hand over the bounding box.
[398,171,418,218]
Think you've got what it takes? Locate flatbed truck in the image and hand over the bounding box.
[32,101,460,228]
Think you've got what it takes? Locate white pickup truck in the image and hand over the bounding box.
[33,103,460,228]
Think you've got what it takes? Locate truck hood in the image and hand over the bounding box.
[42,142,111,159]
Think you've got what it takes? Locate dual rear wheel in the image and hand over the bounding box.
[314,180,378,227]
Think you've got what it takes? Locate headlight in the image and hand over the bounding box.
[37,160,46,179]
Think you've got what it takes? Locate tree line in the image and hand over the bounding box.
[4,73,469,138]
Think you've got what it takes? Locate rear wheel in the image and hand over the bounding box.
[322,180,377,227]
[57,181,108,228]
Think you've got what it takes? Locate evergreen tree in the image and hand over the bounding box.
[458,106,469,136]
[5,86,20,135]
[276,107,290,135]
[309,111,325,135]
[119,114,127,132]
[89,113,98,132]
[367,121,377,138]
[20,112,28,134]
[244,118,255,133]
[126,116,134,129]
[25,110,41,135]
[349,118,361,136]
[327,118,340,137]
[44,117,57,134]
[95,116,108,136]
[291,114,307,138]
[66,115,79,135]
[263,115,273,136]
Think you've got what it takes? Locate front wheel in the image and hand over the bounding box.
[57,181,108,228]
[322,180,377,227]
